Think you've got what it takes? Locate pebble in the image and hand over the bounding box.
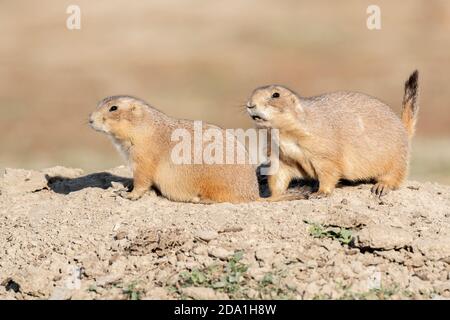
[114,231,127,240]
[255,248,274,263]
[193,245,208,256]
[195,230,219,242]
[356,225,413,250]
[208,247,233,260]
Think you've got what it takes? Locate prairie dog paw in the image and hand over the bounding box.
[115,189,142,201]
[371,183,391,197]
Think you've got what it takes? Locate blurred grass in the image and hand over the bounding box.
[410,138,450,184]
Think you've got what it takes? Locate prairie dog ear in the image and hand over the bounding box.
[291,95,303,114]
[130,103,144,116]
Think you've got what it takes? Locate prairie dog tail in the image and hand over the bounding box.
[401,70,419,139]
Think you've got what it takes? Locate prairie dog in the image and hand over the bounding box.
[89,96,305,203]
[246,71,419,197]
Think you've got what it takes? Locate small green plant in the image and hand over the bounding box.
[177,251,249,297]
[175,251,295,299]
[87,284,98,293]
[223,251,248,293]
[180,268,207,286]
[340,287,397,300]
[309,223,353,245]
[122,282,142,300]
[257,271,295,300]
[336,281,400,300]
[260,273,274,287]
[309,223,327,238]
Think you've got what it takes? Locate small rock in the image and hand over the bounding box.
[219,227,243,233]
[185,261,200,270]
[376,250,406,264]
[306,260,318,269]
[70,290,94,300]
[195,230,218,242]
[195,255,215,268]
[286,281,298,291]
[114,231,127,240]
[414,269,430,281]
[346,248,360,256]
[247,267,269,281]
[350,261,364,274]
[109,253,120,265]
[408,253,425,267]
[246,288,259,299]
[327,212,371,229]
[303,282,321,299]
[408,275,433,295]
[167,255,177,266]
[143,287,170,300]
[433,282,450,295]
[49,287,72,300]
[95,275,121,287]
[176,253,186,261]
[356,225,413,250]
[255,248,274,263]
[413,237,450,262]
[193,245,208,256]
[208,247,233,260]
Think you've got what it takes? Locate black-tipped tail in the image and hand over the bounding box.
[402,70,419,138]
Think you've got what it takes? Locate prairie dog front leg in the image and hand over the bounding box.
[267,160,295,197]
[121,166,153,200]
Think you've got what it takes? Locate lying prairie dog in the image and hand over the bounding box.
[89,95,306,203]
[246,70,419,198]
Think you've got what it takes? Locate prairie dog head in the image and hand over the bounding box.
[246,85,302,128]
[89,95,148,140]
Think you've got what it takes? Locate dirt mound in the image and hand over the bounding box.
[0,166,449,300]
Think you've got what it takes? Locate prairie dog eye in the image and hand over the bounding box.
[109,106,118,112]
[272,92,280,98]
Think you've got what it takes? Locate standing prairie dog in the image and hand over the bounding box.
[246,70,419,197]
[89,95,305,203]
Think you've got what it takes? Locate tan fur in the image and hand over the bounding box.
[89,95,305,203]
[246,70,420,197]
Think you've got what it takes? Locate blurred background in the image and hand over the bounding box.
[0,0,449,183]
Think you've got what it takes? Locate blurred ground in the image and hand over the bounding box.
[0,0,449,183]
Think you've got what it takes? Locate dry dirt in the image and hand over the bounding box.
[0,166,449,300]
